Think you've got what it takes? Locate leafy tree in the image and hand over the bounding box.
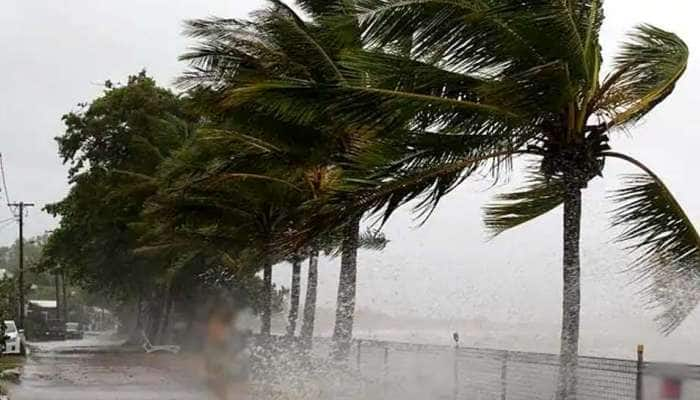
[42,72,200,339]
[0,234,60,325]
[0,276,18,322]
[233,1,697,397]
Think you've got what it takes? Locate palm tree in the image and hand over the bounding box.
[286,253,303,337]
[299,166,336,345]
[140,122,307,336]
[300,247,320,342]
[234,2,698,397]
[286,228,388,339]
[179,0,392,356]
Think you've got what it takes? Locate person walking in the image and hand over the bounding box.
[204,299,250,400]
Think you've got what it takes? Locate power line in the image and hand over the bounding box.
[0,221,15,234]
[0,153,12,204]
[0,153,16,218]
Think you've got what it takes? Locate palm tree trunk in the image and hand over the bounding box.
[300,248,319,346]
[261,260,273,336]
[333,217,360,359]
[556,187,582,400]
[286,258,302,337]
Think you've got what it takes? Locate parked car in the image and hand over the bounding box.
[3,320,26,355]
[65,322,83,340]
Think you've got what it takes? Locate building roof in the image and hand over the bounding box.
[28,300,57,309]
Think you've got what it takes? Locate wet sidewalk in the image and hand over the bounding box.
[8,335,211,400]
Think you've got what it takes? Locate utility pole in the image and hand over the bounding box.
[8,202,34,329]
[54,271,61,320]
[62,270,68,323]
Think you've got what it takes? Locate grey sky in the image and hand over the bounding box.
[1,1,699,361]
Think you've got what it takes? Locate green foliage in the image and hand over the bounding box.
[0,235,50,283]
[598,25,689,127]
[43,72,194,299]
[609,172,700,333]
[40,0,695,339]
[0,276,18,321]
[484,174,567,237]
[58,71,193,179]
[247,1,695,333]
[45,69,301,328]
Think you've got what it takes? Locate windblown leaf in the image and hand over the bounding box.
[595,24,688,127]
[609,174,700,333]
[358,229,389,250]
[333,148,519,230]
[483,174,567,237]
[354,0,603,85]
[226,80,521,135]
[180,0,349,89]
[340,50,571,115]
[323,228,389,257]
[297,0,352,17]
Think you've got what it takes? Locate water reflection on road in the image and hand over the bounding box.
[9,334,211,400]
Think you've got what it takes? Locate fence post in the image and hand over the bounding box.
[453,344,459,400]
[383,346,389,377]
[383,346,389,397]
[636,344,644,400]
[356,340,362,369]
[501,351,508,400]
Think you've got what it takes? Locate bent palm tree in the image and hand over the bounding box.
[233,2,696,398]
[179,0,393,356]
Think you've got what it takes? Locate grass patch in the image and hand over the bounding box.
[0,356,23,372]
[0,355,25,394]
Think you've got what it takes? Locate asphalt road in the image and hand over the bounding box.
[8,334,212,400]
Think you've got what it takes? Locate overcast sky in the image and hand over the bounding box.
[1,1,699,361]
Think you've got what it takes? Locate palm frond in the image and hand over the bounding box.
[179,1,348,89]
[265,0,347,82]
[595,24,688,127]
[483,173,567,237]
[197,128,286,155]
[553,0,604,78]
[340,49,571,115]
[355,0,544,69]
[296,0,352,17]
[350,129,527,183]
[323,228,389,257]
[353,0,603,86]
[179,18,278,88]
[358,229,389,250]
[340,48,486,93]
[226,80,522,135]
[340,148,520,228]
[609,173,700,334]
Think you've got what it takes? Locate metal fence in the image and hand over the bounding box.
[347,339,700,400]
[255,336,700,400]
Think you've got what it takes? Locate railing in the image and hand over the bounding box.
[253,336,700,400]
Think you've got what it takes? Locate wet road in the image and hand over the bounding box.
[8,335,213,400]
